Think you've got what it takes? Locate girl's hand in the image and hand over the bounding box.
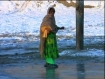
[60,26,65,30]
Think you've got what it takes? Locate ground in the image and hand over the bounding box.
[0,53,104,79]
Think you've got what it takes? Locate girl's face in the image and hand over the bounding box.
[49,9,55,16]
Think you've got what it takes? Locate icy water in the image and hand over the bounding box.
[0,34,104,63]
[0,33,104,55]
[0,35,104,79]
[0,26,104,78]
[0,48,104,79]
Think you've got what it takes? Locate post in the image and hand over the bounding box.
[76,0,84,50]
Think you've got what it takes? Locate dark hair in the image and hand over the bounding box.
[48,7,55,14]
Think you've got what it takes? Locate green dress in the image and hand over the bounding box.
[43,32,59,59]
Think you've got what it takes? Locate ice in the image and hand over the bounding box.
[0,76,11,79]
[59,49,104,57]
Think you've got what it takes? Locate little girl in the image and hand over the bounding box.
[39,7,64,68]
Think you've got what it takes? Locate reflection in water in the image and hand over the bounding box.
[76,61,85,79]
[45,67,59,79]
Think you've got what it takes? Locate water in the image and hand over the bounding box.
[0,33,104,79]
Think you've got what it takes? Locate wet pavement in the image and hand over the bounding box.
[0,58,104,79]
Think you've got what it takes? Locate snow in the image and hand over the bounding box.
[0,1,104,56]
[59,49,104,57]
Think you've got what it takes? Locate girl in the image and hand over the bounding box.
[39,7,64,68]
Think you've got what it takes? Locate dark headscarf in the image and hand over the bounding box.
[41,7,58,33]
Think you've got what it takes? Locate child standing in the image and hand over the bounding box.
[39,7,64,68]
